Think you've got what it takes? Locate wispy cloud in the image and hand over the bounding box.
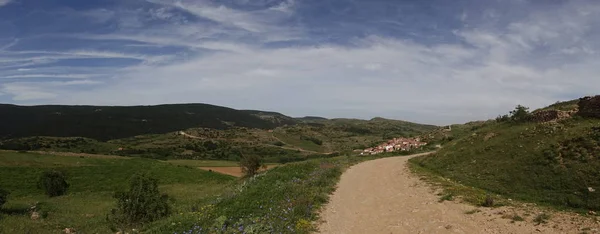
[1,0,599,124]
[0,0,11,7]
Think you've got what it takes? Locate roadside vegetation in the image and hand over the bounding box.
[0,148,410,233]
[147,154,395,234]
[410,98,600,212]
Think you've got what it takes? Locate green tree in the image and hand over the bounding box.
[37,170,69,197]
[108,173,171,227]
[239,153,265,177]
[509,105,531,122]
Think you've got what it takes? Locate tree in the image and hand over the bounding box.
[239,153,265,177]
[108,173,171,227]
[509,105,531,122]
[37,170,69,197]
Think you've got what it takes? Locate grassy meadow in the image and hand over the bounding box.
[0,149,404,233]
[0,151,235,233]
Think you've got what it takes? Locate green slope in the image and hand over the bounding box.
[411,96,600,211]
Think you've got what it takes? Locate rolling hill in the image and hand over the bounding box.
[0,103,438,162]
[0,104,293,141]
[411,95,600,211]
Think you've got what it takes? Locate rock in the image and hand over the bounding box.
[588,187,595,192]
[64,228,76,234]
[31,211,40,220]
[589,210,597,215]
[532,110,573,122]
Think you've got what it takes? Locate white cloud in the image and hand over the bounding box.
[1,83,58,101]
[3,0,600,124]
[1,74,100,79]
[0,0,12,7]
[48,33,598,124]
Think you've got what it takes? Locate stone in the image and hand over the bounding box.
[64,228,76,234]
[31,211,40,220]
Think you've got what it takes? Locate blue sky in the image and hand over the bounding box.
[1,0,599,124]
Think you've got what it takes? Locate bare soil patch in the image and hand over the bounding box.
[198,165,278,177]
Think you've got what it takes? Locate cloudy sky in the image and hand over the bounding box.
[0,0,599,124]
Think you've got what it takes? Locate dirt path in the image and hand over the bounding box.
[318,154,599,234]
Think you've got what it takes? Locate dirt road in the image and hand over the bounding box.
[318,155,599,234]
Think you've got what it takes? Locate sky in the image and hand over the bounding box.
[1,0,599,125]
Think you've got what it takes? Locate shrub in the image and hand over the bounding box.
[108,173,171,227]
[0,187,8,208]
[301,136,323,145]
[37,170,69,197]
[481,194,494,207]
[496,114,510,122]
[239,154,264,177]
[533,213,550,224]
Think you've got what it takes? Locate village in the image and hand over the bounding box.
[360,137,428,155]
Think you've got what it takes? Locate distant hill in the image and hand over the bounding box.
[411,96,600,211]
[0,104,287,141]
[0,103,439,161]
[241,110,298,126]
[295,116,329,122]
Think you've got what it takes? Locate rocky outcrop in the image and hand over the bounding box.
[532,110,573,123]
[578,96,600,118]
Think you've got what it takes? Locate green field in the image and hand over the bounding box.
[0,151,235,233]
[0,150,411,233]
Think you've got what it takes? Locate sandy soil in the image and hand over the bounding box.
[318,155,600,234]
[198,165,278,177]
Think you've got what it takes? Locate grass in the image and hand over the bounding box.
[410,115,600,211]
[0,151,235,233]
[166,160,241,167]
[1,147,410,233]
[438,193,454,202]
[167,159,279,168]
[465,209,481,214]
[408,160,495,206]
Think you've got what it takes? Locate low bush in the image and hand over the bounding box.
[533,213,550,225]
[37,170,69,197]
[481,195,495,207]
[108,173,171,228]
[0,187,8,208]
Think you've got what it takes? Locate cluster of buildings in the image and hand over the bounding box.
[360,137,428,155]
